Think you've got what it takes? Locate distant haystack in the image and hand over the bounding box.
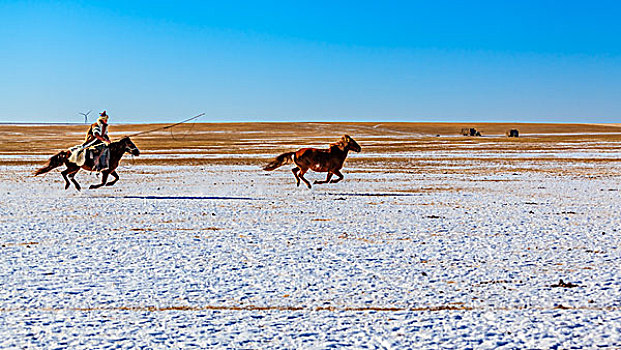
[506,129,519,137]
[461,127,481,137]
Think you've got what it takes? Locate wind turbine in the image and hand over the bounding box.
[79,110,92,124]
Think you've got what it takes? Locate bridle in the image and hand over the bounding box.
[121,139,139,154]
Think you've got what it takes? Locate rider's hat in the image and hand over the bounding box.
[98,111,109,122]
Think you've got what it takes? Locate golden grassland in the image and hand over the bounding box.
[1,121,621,151]
[1,122,621,172]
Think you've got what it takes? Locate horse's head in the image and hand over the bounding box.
[338,135,361,152]
[120,137,140,156]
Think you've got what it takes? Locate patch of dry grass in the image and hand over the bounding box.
[2,122,621,153]
[3,123,621,176]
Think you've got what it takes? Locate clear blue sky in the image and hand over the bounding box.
[1,1,620,123]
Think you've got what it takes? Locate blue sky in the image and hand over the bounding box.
[1,1,620,123]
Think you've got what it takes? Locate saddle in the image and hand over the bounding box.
[67,146,87,166]
[67,145,109,171]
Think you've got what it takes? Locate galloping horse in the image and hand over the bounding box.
[34,137,140,191]
[264,135,361,189]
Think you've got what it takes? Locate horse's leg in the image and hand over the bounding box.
[68,169,81,191]
[89,171,109,189]
[105,170,119,186]
[314,172,333,185]
[61,168,72,190]
[291,167,300,187]
[330,170,344,183]
[298,169,312,189]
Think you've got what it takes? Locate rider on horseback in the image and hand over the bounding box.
[82,111,112,171]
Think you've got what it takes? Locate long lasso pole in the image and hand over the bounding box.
[127,113,205,137]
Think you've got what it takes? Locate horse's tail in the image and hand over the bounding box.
[34,151,69,176]
[263,151,295,171]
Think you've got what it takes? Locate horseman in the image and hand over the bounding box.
[82,110,112,171]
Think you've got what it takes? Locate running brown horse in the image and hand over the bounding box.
[34,137,140,191]
[263,135,361,189]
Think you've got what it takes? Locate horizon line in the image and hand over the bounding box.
[1,120,620,126]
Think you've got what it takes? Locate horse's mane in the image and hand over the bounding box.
[329,135,349,151]
[109,137,130,152]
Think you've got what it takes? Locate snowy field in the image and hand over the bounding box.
[1,133,621,349]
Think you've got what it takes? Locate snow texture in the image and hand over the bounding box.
[1,151,620,349]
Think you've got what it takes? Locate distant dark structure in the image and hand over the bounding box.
[506,129,520,138]
[461,127,481,137]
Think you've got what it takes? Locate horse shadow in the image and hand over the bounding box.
[121,196,260,200]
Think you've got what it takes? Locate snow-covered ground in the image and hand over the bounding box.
[1,150,620,349]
